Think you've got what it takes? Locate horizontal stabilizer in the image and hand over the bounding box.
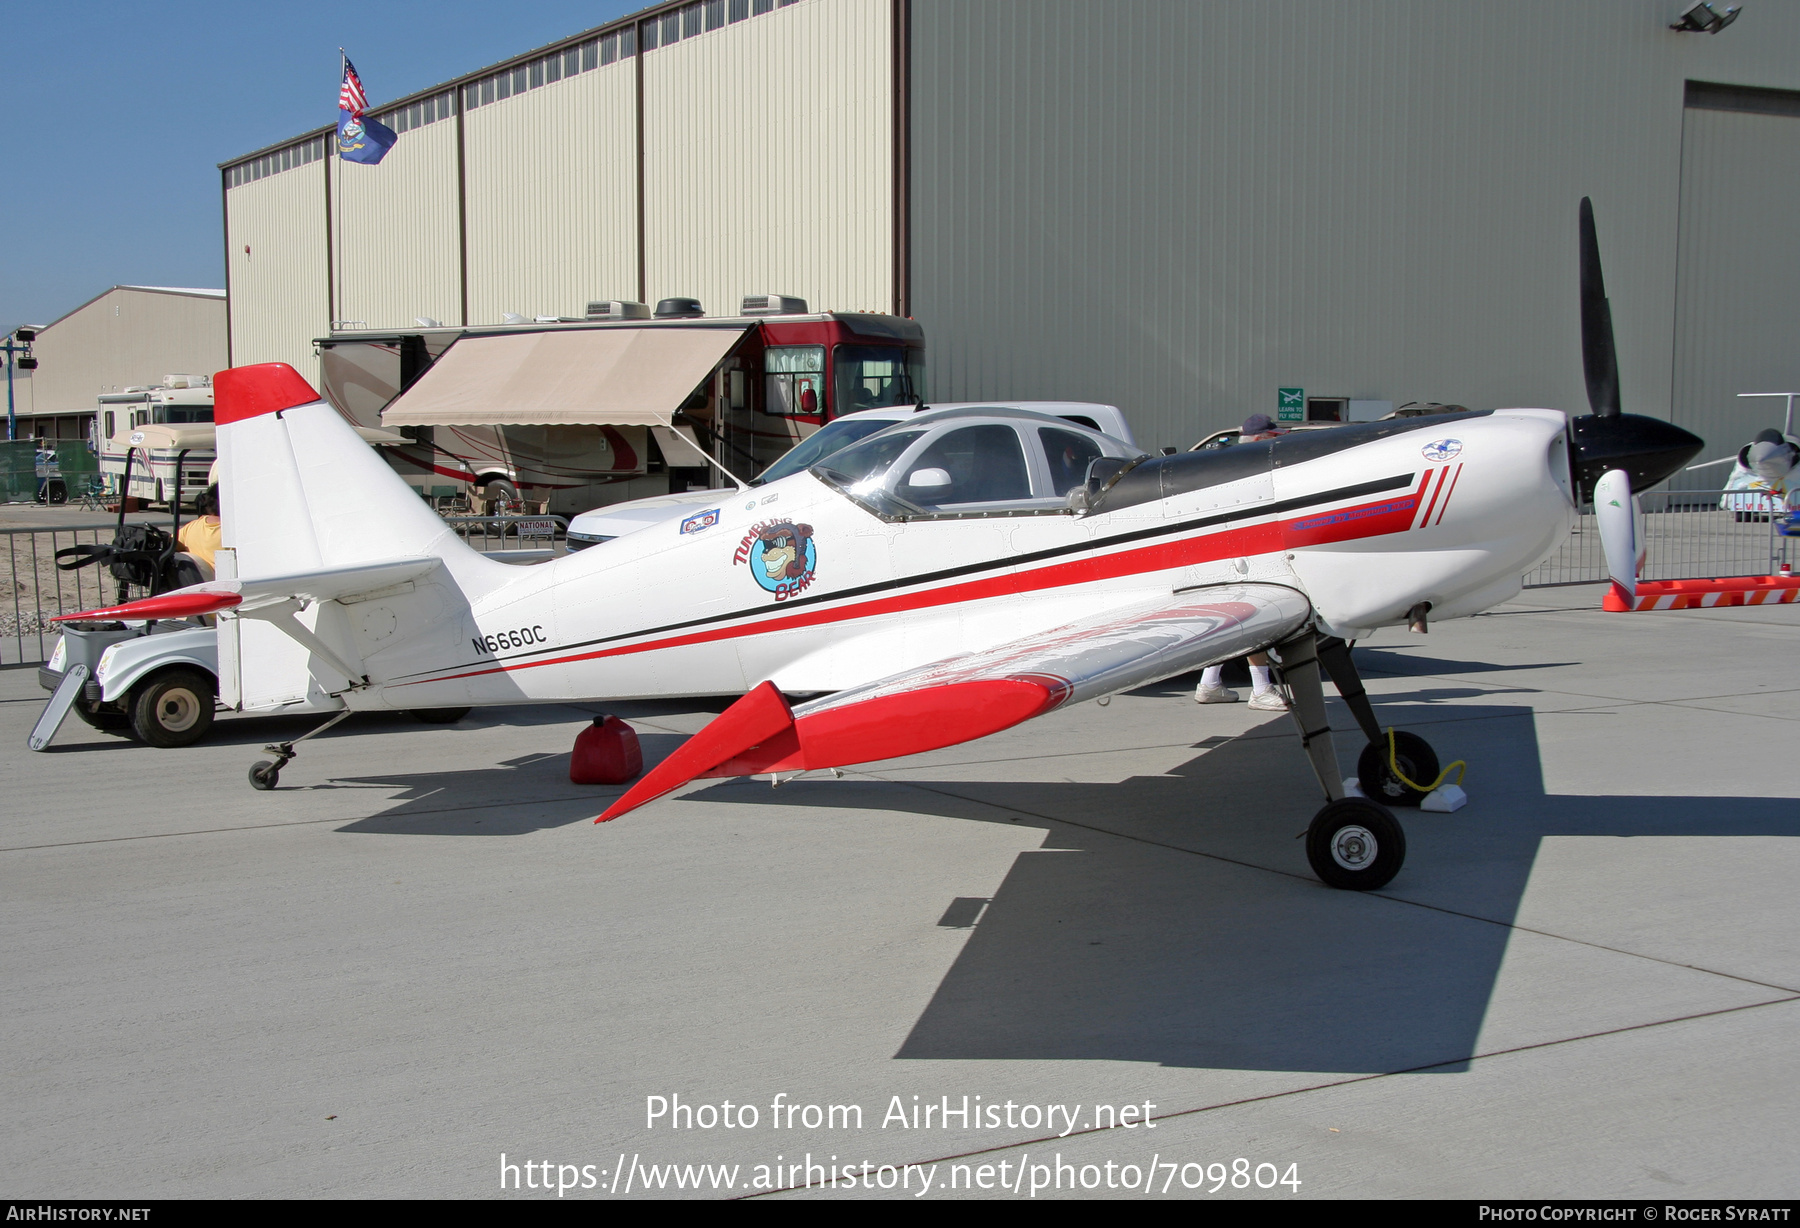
[49,558,441,624]
[596,584,1312,823]
[53,591,243,623]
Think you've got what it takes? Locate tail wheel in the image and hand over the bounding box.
[128,667,216,748]
[1356,731,1439,807]
[1306,798,1406,891]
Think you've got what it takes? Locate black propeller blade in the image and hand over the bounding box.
[1578,196,1622,419]
[1567,197,1701,499]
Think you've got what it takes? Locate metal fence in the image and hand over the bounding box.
[2,524,122,666]
[8,498,1783,666]
[1,513,574,666]
[441,514,569,560]
[1523,489,1792,587]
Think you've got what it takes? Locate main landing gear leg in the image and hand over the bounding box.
[1272,632,1406,891]
[1316,634,1443,809]
[248,707,354,791]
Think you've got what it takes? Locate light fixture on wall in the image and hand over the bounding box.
[1670,1,1741,33]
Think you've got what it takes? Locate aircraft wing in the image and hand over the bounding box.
[598,583,1313,822]
[51,558,442,623]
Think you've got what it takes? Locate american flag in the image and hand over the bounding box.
[338,56,369,115]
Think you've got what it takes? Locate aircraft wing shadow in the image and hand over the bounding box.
[674,701,1799,1072]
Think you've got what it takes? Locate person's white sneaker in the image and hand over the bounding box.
[1195,685,1240,704]
[1247,688,1288,711]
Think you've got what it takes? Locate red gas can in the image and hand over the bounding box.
[570,715,643,785]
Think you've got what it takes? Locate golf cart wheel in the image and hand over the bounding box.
[409,707,471,724]
[1306,798,1406,891]
[128,667,216,748]
[1356,730,1439,808]
[72,697,132,733]
[249,761,280,790]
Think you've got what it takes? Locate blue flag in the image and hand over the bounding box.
[337,109,397,164]
[336,56,396,165]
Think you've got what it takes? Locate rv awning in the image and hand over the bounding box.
[380,327,747,428]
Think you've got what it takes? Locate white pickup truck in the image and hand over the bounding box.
[565,401,1135,550]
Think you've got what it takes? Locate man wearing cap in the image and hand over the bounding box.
[1195,413,1289,711]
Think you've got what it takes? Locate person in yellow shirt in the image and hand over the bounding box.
[178,483,222,570]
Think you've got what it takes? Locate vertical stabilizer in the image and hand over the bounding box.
[213,363,509,597]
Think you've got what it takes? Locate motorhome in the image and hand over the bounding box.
[98,377,216,507]
[317,296,926,516]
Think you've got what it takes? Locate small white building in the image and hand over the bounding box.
[7,286,227,443]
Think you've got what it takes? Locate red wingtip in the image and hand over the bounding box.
[214,363,320,425]
[52,591,242,623]
[595,682,795,823]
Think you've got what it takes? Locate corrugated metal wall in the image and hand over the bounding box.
[464,60,638,324]
[226,162,329,378]
[643,0,892,316]
[1671,104,1800,480]
[335,118,462,330]
[909,0,1800,454]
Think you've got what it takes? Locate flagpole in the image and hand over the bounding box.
[335,49,345,330]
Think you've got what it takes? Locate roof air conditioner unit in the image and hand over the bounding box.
[163,374,207,388]
[741,294,808,316]
[586,300,651,320]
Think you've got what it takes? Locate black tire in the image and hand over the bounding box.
[72,697,132,733]
[127,666,216,748]
[1306,797,1406,891]
[1357,730,1440,807]
[409,707,471,724]
[249,761,280,790]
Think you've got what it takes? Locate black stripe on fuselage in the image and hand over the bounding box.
[392,470,1415,683]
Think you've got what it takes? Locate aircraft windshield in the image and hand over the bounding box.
[812,429,926,487]
[756,416,898,485]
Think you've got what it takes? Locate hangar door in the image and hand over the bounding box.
[1672,82,1800,485]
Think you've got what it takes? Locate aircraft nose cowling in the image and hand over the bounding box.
[1568,413,1704,500]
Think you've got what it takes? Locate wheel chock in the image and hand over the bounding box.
[1421,784,1468,813]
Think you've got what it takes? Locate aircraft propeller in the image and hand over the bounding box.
[1567,197,1703,605]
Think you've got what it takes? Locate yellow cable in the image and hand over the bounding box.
[1386,727,1466,793]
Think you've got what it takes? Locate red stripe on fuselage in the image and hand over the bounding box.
[397,484,1424,689]
[1434,463,1464,525]
[1417,467,1450,527]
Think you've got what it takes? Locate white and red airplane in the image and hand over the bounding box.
[55,201,1708,891]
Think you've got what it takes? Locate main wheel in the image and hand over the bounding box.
[249,761,281,790]
[1357,730,1440,807]
[409,707,471,724]
[128,667,216,748]
[1306,798,1406,891]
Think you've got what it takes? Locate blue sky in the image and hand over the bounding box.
[0,1,640,330]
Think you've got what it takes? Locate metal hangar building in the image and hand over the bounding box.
[221,0,1800,462]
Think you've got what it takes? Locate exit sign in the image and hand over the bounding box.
[1278,387,1304,422]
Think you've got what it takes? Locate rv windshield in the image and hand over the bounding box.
[833,345,923,412]
[754,416,898,485]
[152,407,214,424]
